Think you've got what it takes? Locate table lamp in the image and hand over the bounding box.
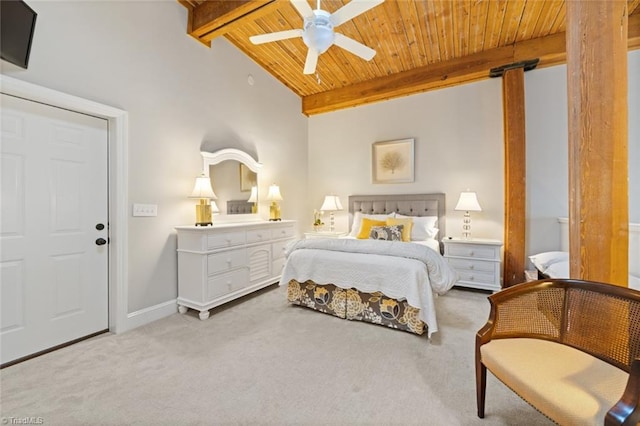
[320,195,343,232]
[454,191,482,239]
[267,184,283,221]
[189,173,217,226]
[247,186,258,213]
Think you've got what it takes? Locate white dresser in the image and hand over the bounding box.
[442,238,502,292]
[175,220,296,319]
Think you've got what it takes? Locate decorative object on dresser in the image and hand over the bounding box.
[454,191,482,239]
[319,195,343,232]
[247,186,258,213]
[189,173,218,226]
[372,138,414,184]
[442,237,502,292]
[267,184,283,221]
[176,220,296,320]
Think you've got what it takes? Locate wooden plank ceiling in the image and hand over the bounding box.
[180,0,640,116]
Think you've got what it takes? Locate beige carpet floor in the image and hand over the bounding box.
[0,285,552,425]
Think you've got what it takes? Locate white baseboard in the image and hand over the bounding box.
[121,299,178,333]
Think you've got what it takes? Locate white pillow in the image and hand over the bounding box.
[528,251,569,272]
[543,260,569,278]
[395,214,438,240]
[349,212,395,237]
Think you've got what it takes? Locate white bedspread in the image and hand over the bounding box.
[279,238,458,337]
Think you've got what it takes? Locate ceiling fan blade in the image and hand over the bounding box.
[333,33,376,61]
[290,0,314,19]
[330,0,384,27]
[250,29,303,45]
[303,49,319,74]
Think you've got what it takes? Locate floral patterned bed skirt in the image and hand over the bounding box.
[286,279,426,335]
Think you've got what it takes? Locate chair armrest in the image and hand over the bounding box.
[606,358,640,426]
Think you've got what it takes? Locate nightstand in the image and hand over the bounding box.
[442,237,502,292]
[304,231,347,239]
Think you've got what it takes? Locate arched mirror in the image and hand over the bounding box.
[201,149,262,216]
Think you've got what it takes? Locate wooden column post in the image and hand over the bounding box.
[566,1,629,286]
[502,67,527,288]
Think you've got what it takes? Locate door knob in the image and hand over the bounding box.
[96,223,105,230]
[96,238,107,246]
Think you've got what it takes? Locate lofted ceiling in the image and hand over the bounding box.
[179,0,640,116]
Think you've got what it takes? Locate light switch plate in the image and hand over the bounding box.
[133,203,158,217]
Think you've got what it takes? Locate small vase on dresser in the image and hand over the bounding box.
[175,220,296,319]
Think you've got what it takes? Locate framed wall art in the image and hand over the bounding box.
[371,138,414,184]
[239,163,257,192]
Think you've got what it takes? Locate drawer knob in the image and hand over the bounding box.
[469,265,474,270]
[257,233,262,238]
[469,275,474,281]
[469,250,474,256]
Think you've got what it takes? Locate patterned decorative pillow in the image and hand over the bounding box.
[369,225,404,241]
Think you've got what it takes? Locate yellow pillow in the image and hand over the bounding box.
[357,218,386,239]
[386,217,413,242]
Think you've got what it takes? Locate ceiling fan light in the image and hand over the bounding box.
[303,11,335,54]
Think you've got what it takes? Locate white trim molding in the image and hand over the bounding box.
[0,75,131,334]
[126,300,178,331]
[201,148,262,175]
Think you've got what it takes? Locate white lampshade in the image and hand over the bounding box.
[247,186,258,203]
[211,200,220,213]
[320,195,343,212]
[267,184,283,201]
[454,191,482,212]
[189,174,217,199]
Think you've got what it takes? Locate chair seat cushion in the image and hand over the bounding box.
[481,338,629,425]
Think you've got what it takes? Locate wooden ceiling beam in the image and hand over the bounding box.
[302,13,640,116]
[181,0,278,47]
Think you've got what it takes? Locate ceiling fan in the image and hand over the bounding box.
[249,0,384,75]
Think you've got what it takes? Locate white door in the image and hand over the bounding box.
[1,93,109,365]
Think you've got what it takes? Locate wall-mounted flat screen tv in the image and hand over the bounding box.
[1,0,37,69]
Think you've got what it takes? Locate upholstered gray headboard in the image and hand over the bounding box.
[348,193,446,241]
[226,200,253,215]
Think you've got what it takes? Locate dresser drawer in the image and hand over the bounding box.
[246,228,271,244]
[446,244,498,260]
[272,257,286,276]
[456,270,497,286]
[207,248,246,275]
[207,269,249,300]
[447,257,496,273]
[272,239,292,260]
[271,225,295,240]
[207,231,245,249]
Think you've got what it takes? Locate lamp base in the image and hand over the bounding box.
[195,200,212,226]
[269,202,281,221]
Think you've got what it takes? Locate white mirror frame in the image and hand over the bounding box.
[201,149,263,222]
[201,148,262,176]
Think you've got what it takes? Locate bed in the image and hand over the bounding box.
[528,218,640,289]
[280,194,458,337]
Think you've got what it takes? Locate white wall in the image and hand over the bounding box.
[526,50,640,255]
[1,1,308,314]
[308,79,505,241]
